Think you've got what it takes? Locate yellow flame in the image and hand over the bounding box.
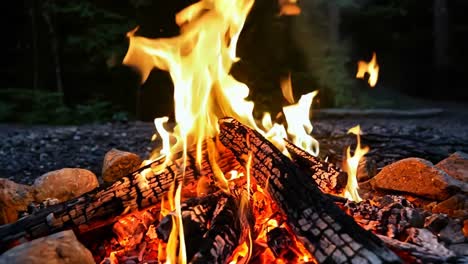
[229,241,249,264]
[164,184,186,264]
[124,0,261,167]
[154,117,171,159]
[356,52,379,87]
[281,73,295,104]
[343,125,369,202]
[124,0,319,170]
[283,91,320,156]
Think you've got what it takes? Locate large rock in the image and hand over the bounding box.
[436,151,468,183]
[0,178,34,224]
[371,158,466,201]
[102,148,142,183]
[0,230,94,264]
[33,168,99,202]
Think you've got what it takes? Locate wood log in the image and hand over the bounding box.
[218,117,402,263]
[190,195,241,264]
[377,235,457,263]
[284,139,347,195]
[0,145,225,250]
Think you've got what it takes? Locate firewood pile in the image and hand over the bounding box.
[1,117,467,264]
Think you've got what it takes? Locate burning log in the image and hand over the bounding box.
[218,117,402,263]
[284,139,348,195]
[157,191,224,260]
[190,195,241,264]
[0,146,223,249]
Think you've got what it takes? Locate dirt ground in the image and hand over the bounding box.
[1,104,467,185]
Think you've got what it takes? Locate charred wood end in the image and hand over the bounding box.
[218,117,401,264]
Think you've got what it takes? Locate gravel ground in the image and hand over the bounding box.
[1,106,467,185]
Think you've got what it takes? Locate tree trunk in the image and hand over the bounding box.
[41,1,64,104]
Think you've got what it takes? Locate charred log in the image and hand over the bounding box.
[218,117,402,263]
[157,191,224,260]
[190,195,242,264]
[284,139,347,195]
[0,147,223,250]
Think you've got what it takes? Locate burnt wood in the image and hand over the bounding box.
[157,191,224,260]
[218,117,402,263]
[377,235,458,263]
[190,195,241,264]
[284,139,347,195]
[0,147,219,250]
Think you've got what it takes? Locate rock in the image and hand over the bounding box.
[424,213,449,233]
[0,178,34,224]
[449,243,468,256]
[432,194,468,218]
[357,156,377,182]
[436,151,468,183]
[0,230,94,264]
[370,158,466,201]
[102,149,142,183]
[33,168,99,202]
[439,220,466,244]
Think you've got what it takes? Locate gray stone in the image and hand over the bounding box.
[439,220,466,244]
[371,158,466,201]
[0,178,34,224]
[436,151,468,183]
[449,243,468,256]
[405,228,455,258]
[0,230,94,264]
[33,168,99,202]
[424,213,449,233]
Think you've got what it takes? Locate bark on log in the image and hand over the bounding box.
[284,139,347,195]
[218,117,402,263]
[0,146,224,250]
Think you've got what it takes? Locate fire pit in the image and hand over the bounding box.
[1,0,468,263]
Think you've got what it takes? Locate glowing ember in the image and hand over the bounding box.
[356,52,379,87]
[343,125,369,202]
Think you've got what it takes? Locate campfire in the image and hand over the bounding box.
[1,0,467,263]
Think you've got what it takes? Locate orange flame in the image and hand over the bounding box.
[356,52,379,87]
[278,0,301,16]
[343,125,369,202]
[124,0,320,169]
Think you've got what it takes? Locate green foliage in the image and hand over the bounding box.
[0,89,128,124]
[49,1,136,68]
[291,3,356,107]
